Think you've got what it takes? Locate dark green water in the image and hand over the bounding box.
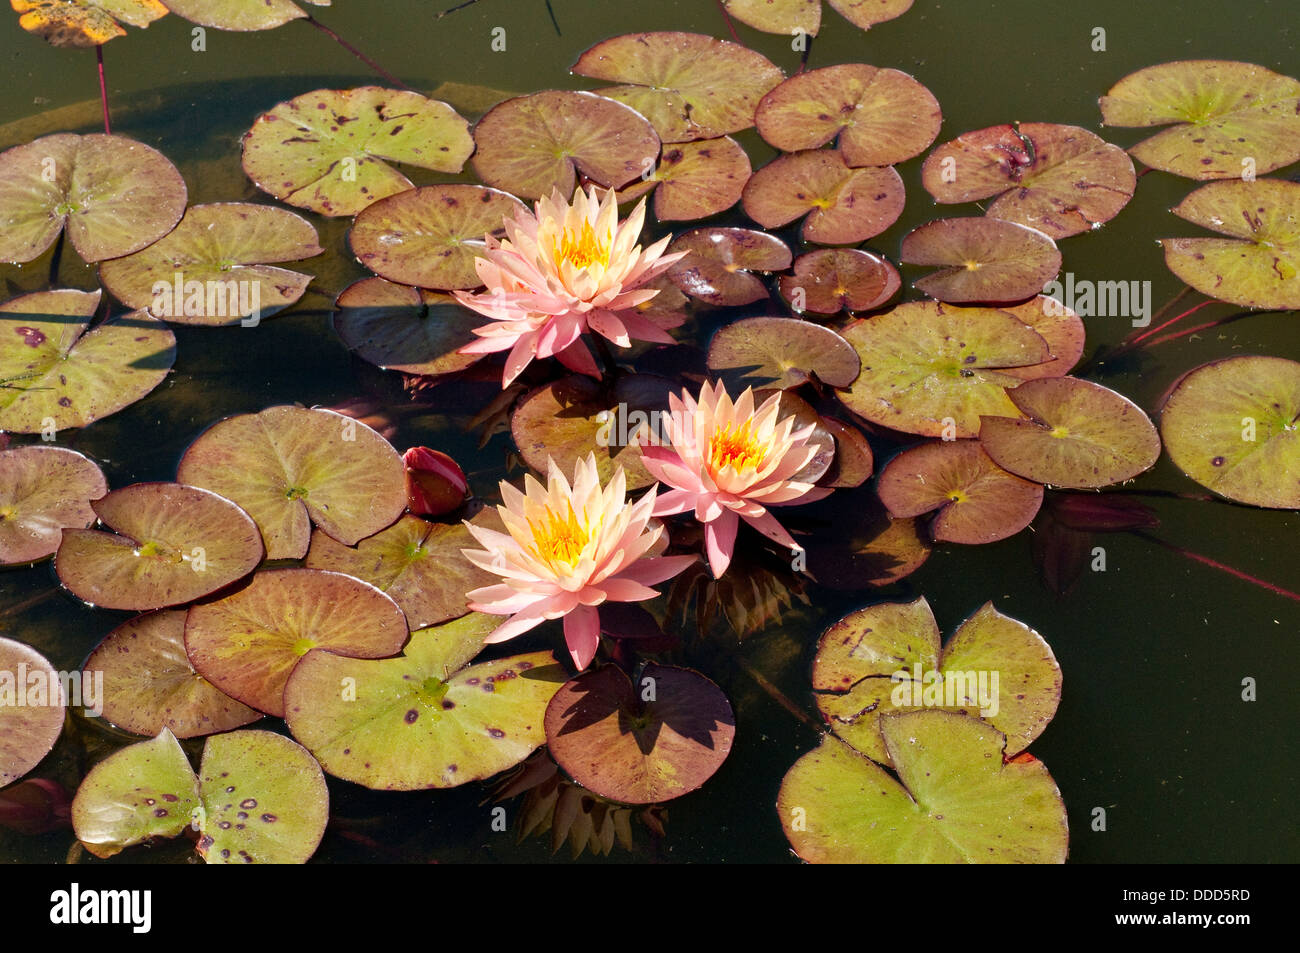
[0,0,1296,863]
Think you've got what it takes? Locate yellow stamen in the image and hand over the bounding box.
[553,219,610,271]
[708,422,767,474]
[527,502,591,566]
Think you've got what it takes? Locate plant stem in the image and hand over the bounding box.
[733,655,824,732]
[1135,531,1300,602]
[436,0,482,19]
[544,0,562,36]
[713,0,741,42]
[96,45,111,134]
[303,15,415,92]
[1129,299,1216,345]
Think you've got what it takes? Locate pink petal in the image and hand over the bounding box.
[502,331,539,386]
[614,554,698,587]
[597,577,662,602]
[650,487,697,516]
[739,508,797,549]
[555,339,601,378]
[587,309,631,347]
[564,604,602,670]
[704,509,739,578]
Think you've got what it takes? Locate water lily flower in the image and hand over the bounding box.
[638,381,830,578]
[403,447,469,517]
[462,453,695,670]
[453,186,688,387]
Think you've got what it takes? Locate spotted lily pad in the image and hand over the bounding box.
[12,0,167,47]
[921,123,1136,239]
[83,610,261,739]
[0,637,65,786]
[349,185,527,291]
[876,440,1043,544]
[185,568,409,718]
[618,137,752,221]
[284,612,564,790]
[0,445,106,565]
[1159,356,1300,509]
[544,663,735,805]
[996,295,1085,381]
[742,150,905,245]
[176,405,408,560]
[162,0,329,31]
[901,218,1062,304]
[979,377,1161,489]
[333,278,482,377]
[471,91,660,200]
[755,64,941,167]
[241,87,474,217]
[707,316,860,390]
[779,248,900,314]
[1159,178,1300,310]
[0,133,186,263]
[1099,60,1300,180]
[778,711,1068,863]
[666,227,790,306]
[571,32,783,143]
[723,0,913,35]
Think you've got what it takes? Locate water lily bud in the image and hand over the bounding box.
[404,447,469,517]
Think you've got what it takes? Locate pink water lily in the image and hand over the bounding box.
[453,186,688,387]
[462,453,695,670]
[638,381,831,578]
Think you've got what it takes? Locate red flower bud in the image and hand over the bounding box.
[403,447,469,517]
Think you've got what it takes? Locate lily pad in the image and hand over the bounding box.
[284,613,564,790]
[83,610,261,739]
[618,137,752,221]
[755,64,941,167]
[901,217,1062,304]
[176,405,408,560]
[876,440,1044,544]
[779,248,900,314]
[544,663,735,805]
[56,483,264,611]
[1099,60,1300,180]
[0,290,176,433]
[818,416,874,488]
[722,0,913,35]
[1159,356,1300,509]
[571,32,784,143]
[839,301,1050,437]
[778,711,1068,863]
[185,568,409,718]
[979,377,1161,489]
[996,295,1085,381]
[742,150,905,245]
[241,87,474,217]
[11,0,167,47]
[0,445,106,565]
[471,90,660,200]
[0,637,65,787]
[1160,178,1300,311]
[666,227,791,306]
[162,0,328,31]
[921,123,1136,239]
[333,278,482,378]
[349,185,527,291]
[707,316,860,390]
[0,133,186,263]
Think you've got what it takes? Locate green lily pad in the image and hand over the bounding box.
[544,663,735,805]
[0,637,65,786]
[305,514,494,630]
[471,90,660,200]
[901,217,1062,304]
[333,278,482,378]
[0,290,176,433]
[723,0,913,35]
[778,248,900,314]
[162,0,328,31]
[0,445,106,565]
[349,185,527,291]
[241,87,474,217]
[175,405,408,560]
[571,31,783,143]
[98,203,321,326]
[979,376,1161,489]
[83,610,261,739]
[185,568,409,718]
[778,711,1068,863]
[876,440,1044,544]
[0,133,186,263]
[665,227,791,307]
[1099,60,1300,180]
[742,150,905,245]
[997,295,1085,381]
[839,301,1050,437]
[1160,178,1300,310]
[56,483,264,611]
[12,0,167,47]
[1159,356,1300,509]
[618,137,752,221]
[707,316,860,390]
[284,613,564,790]
[755,64,941,167]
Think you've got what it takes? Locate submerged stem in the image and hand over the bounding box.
[303,15,415,92]
[1135,531,1300,603]
[96,45,111,135]
[713,0,741,43]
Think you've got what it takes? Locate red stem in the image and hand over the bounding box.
[714,0,741,42]
[96,45,111,134]
[1136,532,1300,603]
[303,15,415,92]
[1129,299,1216,345]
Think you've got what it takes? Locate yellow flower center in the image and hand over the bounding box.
[554,219,610,271]
[527,502,592,567]
[708,422,767,475]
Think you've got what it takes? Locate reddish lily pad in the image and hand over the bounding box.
[901,218,1062,304]
[0,445,106,565]
[333,278,482,378]
[162,0,328,31]
[176,405,408,560]
[12,0,167,46]
[723,0,913,35]
[979,376,1161,489]
[1099,60,1300,180]
[756,64,941,167]
[0,637,65,787]
[241,87,474,217]
[471,91,660,200]
[56,483,263,611]
[997,295,1085,381]
[544,663,735,805]
[779,248,900,314]
[707,316,860,390]
[818,416,874,488]
[1159,356,1300,509]
[742,150,905,245]
[571,32,783,143]
[0,133,186,263]
[666,227,790,306]
[619,137,752,221]
[349,185,527,291]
